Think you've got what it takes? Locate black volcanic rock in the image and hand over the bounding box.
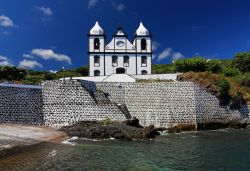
[60,118,163,141]
[229,119,241,129]
[229,118,250,129]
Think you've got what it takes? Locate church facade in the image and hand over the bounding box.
[88,21,152,76]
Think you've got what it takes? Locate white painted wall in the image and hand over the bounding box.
[62,76,108,82]
[88,25,152,76]
[105,37,136,53]
[89,54,105,76]
[136,54,152,75]
[134,37,152,53]
[104,54,137,75]
[63,74,178,82]
[132,74,178,80]
[89,37,105,52]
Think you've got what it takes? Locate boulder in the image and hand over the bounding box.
[246,125,250,131]
[60,120,163,141]
[144,125,158,138]
[246,118,250,125]
[239,118,249,128]
[124,117,142,128]
[229,119,241,129]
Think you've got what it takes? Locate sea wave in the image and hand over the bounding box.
[61,136,78,145]
[61,136,116,144]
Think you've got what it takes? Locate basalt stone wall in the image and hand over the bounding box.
[193,85,249,124]
[0,84,44,125]
[42,80,126,127]
[96,82,126,104]
[96,82,249,128]
[0,81,249,128]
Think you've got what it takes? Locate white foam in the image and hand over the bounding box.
[61,136,79,145]
[47,150,57,158]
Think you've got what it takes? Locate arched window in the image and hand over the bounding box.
[141,70,148,75]
[141,39,146,50]
[94,70,100,76]
[141,56,147,66]
[123,56,129,67]
[94,38,100,50]
[112,55,118,66]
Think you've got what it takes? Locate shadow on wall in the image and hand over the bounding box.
[219,92,249,118]
[116,103,132,119]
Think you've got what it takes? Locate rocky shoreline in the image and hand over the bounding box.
[60,118,250,141]
[228,118,250,130]
[60,118,166,141]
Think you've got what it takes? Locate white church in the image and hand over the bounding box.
[88,21,152,76]
[63,21,178,82]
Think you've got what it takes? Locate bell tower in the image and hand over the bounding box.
[134,22,152,75]
[88,21,106,76]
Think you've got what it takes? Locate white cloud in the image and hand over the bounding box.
[172,52,184,61]
[36,6,53,16]
[152,54,157,60]
[0,55,12,66]
[112,2,126,11]
[152,41,160,51]
[18,59,43,69]
[155,48,185,62]
[31,49,72,64]
[88,0,99,9]
[49,70,57,73]
[0,15,14,27]
[22,54,34,59]
[157,48,172,62]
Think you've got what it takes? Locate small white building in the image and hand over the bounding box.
[88,21,152,76]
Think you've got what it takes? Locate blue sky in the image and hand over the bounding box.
[0,0,250,71]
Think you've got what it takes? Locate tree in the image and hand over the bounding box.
[206,60,222,73]
[234,52,250,72]
[174,57,207,72]
[0,66,27,81]
[54,70,82,79]
[222,67,241,77]
[217,78,230,105]
[74,66,89,76]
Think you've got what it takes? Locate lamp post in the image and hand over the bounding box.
[62,66,65,81]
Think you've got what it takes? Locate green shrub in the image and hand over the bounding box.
[236,73,250,87]
[217,78,230,96]
[217,78,230,105]
[152,64,175,74]
[233,52,250,72]
[174,57,207,72]
[222,67,241,77]
[0,66,27,81]
[102,118,112,125]
[206,60,222,73]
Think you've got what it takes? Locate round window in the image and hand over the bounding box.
[116,41,125,47]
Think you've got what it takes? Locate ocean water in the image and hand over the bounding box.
[1,129,250,171]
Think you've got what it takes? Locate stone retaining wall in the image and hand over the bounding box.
[96,82,249,127]
[42,80,126,127]
[0,84,43,125]
[0,80,249,128]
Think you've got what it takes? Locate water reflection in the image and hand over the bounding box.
[1,129,250,171]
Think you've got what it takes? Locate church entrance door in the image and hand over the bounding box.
[116,67,126,74]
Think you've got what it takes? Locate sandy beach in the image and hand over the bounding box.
[0,124,67,152]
